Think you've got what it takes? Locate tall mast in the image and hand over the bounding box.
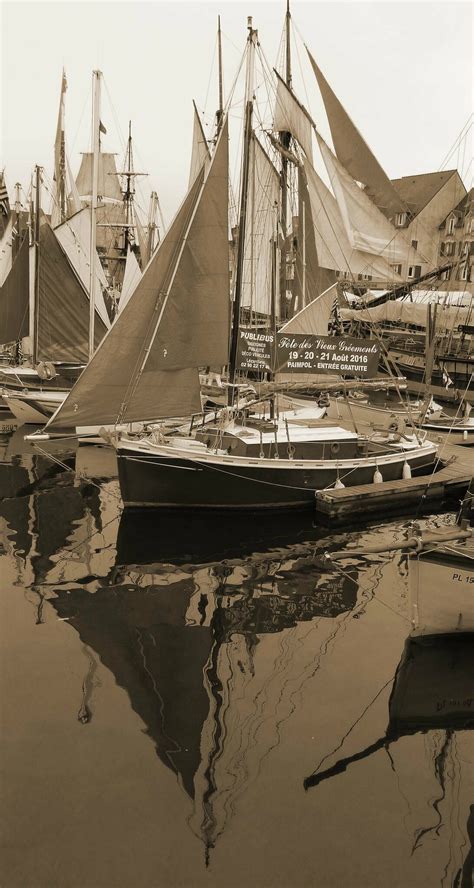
[228,17,258,385]
[123,120,135,252]
[89,69,101,361]
[216,15,224,135]
[13,182,21,259]
[279,0,292,320]
[32,165,42,365]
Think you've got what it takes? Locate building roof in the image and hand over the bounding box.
[438,187,473,229]
[390,169,459,216]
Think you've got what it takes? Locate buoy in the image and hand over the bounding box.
[373,466,383,484]
[463,430,468,441]
[402,461,412,479]
[334,475,345,489]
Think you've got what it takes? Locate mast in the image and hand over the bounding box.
[32,165,42,365]
[124,121,134,252]
[13,182,21,259]
[89,69,101,361]
[216,15,224,135]
[279,0,292,320]
[58,71,67,223]
[228,17,258,385]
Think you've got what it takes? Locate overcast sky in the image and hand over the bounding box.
[1,1,472,223]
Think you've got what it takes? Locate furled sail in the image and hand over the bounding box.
[53,208,110,328]
[241,135,280,316]
[340,300,473,333]
[118,246,141,312]
[303,157,402,280]
[293,167,336,312]
[189,101,211,187]
[48,117,230,428]
[35,221,108,362]
[316,134,409,262]
[0,232,30,344]
[51,72,82,227]
[307,49,405,217]
[273,71,313,162]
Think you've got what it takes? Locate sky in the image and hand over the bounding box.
[1,0,472,224]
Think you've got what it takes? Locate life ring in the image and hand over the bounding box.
[388,420,398,432]
[330,441,340,454]
[287,443,295,458]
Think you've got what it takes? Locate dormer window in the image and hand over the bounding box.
[395,212,407,227]
[447,216,455,235]
[408,265,421,279]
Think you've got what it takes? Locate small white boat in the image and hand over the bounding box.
[409,538,474,636]
[4,389,68,424]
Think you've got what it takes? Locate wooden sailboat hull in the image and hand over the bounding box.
[117,439,438,510]
[409,545,474,635]
[4,390,67,424]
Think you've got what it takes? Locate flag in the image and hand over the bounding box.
[0,174,9,217]
[99,120,107,135]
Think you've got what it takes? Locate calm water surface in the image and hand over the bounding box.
[1,425,473,888]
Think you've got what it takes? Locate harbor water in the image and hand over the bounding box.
[1,425,473,888]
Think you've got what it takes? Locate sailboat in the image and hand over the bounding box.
[1,71,111,422]
[34,17,438,508]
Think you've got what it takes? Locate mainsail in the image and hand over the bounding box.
[281,281,338,337]
[48,117,230,428]
[241,135,280,316]
[53,207,110,328]
[307,49,405,218]
[293,167,336,311]
[35,221,108,362]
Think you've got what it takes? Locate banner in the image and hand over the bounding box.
[275,334,380,377]
[236,328,275,372]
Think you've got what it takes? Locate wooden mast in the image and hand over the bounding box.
[32,165,41,365]
[228,17,258,387]
[279,0,292,321]
[216,15,224,135]
[88,69,101,360]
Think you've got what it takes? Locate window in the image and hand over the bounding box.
[447,216,455,235]
[445,242,455,256]
[395,212,407,227]
[469,216,474,235]
[440,242,445,256]
[411,239,418,249]
[391,263,402,275]
[408,265,421,279]
[459,263,470,282]
[441,269,451,281]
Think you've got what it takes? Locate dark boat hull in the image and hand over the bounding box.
[117,445,438,510]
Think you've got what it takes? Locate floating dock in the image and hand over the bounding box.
[316,444,473,523]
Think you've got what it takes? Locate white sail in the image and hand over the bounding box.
[280,282,338,336]
[303,158,402,281]
[241,135,280,316]
[317,134,417,263]
[307,48,405,217]
[118,247,141,312]
[340,301,474,333]
[189,101,211,188]
[53,207,110,329]
[273,70,313,162]
[47,117,230,429]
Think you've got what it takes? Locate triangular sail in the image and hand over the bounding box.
[53,207,110,328]
[307,49,405,217]
[189,101,211,187]
[303,157,402,280]
[280,282,338,336]
[241,135,280,316]
[48,117,230,428]
[316,134,411,262]
[118,247,141,312]
[35,221,108,362]
[273,70,313,162]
